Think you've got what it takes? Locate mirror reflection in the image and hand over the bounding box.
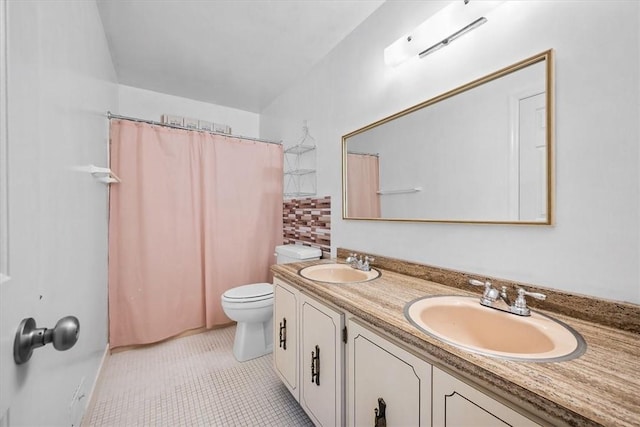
[343,50,553,224]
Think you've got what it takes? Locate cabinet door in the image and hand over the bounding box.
[300,294,344,427]
[432,367,539,427]
[273,279,299,400]
[347,320,432,427]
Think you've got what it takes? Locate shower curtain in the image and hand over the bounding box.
[108,120,283,348]
[346,153,381,218]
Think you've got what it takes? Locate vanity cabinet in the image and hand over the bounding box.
[432,367,539,427]
[272,278,344,426]
[300,293,344,427]
[274,275,541,427]
[347,319,431,427]
[273,278,300,399]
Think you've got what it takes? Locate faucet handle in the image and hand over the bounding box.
[518,287,547,301]
[511,287,546,316]
[469,279,493,293]
[469,279,488,287]
[469,279,498,305]
[364,256,375,264]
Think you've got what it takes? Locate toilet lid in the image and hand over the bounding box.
[222,283,273,301]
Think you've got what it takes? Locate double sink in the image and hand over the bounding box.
[298,263,586,362]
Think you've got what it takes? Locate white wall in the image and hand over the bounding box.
[1,0,117,425]
[260,1,640,304]
[118,85,260,138]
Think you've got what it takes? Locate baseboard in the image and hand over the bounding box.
[79,343,110,427]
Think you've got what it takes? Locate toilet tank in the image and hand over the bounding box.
[275,244,322,264]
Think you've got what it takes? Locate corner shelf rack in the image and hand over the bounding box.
[284,121,316,198]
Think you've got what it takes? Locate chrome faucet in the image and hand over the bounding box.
[345,253,358,266]
[345,253,375,271]
[469,279,499,306]
[499,286,512,307]
[468,279,546,317]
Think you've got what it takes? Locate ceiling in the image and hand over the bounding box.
[97,0,385,113]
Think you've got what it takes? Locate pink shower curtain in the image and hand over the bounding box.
[108,120,283,348]
[347,153,381,218]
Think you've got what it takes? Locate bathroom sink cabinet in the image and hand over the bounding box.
[346,319,431,427]
[272,278,344,426]
[273,276,542,427]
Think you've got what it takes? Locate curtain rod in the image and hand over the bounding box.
[106,111,282,146]
[347,150,379,157]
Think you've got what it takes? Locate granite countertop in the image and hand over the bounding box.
[272,260,640,427]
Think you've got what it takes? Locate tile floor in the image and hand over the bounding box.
[84,325,313,426]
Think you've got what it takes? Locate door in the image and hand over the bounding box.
[273,279,300,400]
[0,0,56,420]
[300,294,344,427]
[432,367,539,427]
[518,92,547,221]
[347,320,431,427]
[508,89,547,222]
[0,0,30,419]
[0,1,113,425]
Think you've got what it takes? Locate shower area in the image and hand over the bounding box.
[107,116,283,349]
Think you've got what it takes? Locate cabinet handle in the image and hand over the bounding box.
[374,398,386,427]
[279,318,287,350]
[311,344,320,386]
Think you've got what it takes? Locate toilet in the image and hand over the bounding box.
[221,244,322,362]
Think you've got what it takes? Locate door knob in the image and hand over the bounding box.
[13,316,80,365]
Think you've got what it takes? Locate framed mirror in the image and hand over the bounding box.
[342,50,554,224]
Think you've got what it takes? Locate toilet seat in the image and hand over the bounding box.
[222,283,273,303]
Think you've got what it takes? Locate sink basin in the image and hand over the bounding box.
[299,263,380,284]
[404,295,586,362]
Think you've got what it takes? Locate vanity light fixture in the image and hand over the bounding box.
[384,0,505,67]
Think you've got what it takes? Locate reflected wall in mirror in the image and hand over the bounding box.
[342,50,554,224]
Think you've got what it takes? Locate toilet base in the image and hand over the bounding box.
[233,317,273,362]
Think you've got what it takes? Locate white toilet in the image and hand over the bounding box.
[221,244,322,362]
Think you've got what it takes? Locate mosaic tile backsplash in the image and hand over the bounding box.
[283,196,330,256]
